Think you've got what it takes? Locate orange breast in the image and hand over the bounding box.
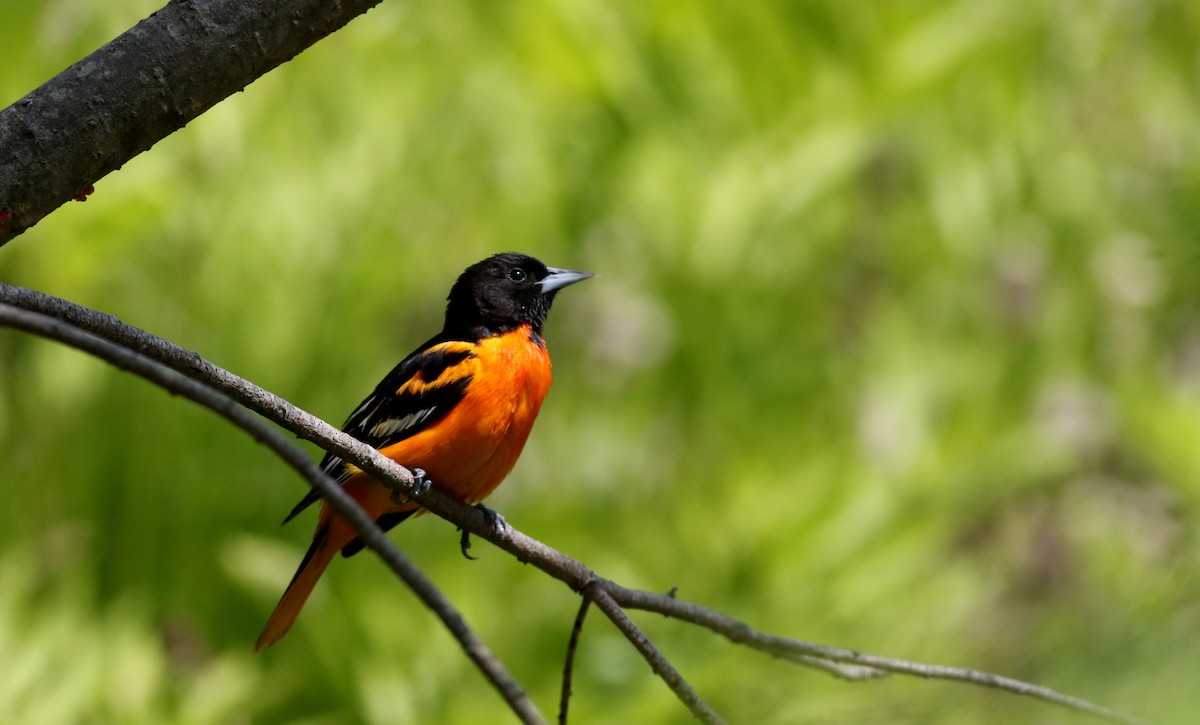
[376,325,552,505]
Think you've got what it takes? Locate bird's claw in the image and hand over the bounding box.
[458,504,507,561]
[459,527,478,560]
[388,467,429,506]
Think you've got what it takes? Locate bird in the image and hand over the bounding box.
[255,252,593,650]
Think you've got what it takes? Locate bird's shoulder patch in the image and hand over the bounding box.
[283,340,478,524]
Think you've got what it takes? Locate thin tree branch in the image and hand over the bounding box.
[558,593,592,725]
[0,282,429,501]
[601,582,1149,725]
[587,586,725,725]
[0,302,547,725]
[0,0,389,245]
[0,283,1147,725]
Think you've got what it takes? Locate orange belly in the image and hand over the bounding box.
[383,328,551,503]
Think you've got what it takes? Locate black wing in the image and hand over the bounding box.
[281,337,478,524]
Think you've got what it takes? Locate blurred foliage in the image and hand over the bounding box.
[3,0,1200,722]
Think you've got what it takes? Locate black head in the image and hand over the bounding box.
[443,252,593,337]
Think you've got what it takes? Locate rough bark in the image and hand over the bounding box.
[0,0,385,245]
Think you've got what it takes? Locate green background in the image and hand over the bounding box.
[2,1,1198,722]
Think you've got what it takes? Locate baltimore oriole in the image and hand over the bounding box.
[255,252,592,650]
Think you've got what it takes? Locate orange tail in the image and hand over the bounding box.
[256,478,408,650]
[255,524,338,651]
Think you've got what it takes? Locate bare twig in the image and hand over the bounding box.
[0,302,547,725]
[0,283,1147,725]
[558,593,592,725]
[602,582,1149,725]
[588,586,725,725]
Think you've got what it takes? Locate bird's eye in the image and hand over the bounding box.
[508,268,527,282]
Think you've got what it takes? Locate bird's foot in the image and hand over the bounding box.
[476,503,507,536]
[458,504,507,561]
[389,467,428,506]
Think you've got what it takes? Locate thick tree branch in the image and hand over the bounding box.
[0,283,1147,725]
[0,0,387,245]
[0,302,546,725]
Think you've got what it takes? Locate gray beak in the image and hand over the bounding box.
[538,267,595,294]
